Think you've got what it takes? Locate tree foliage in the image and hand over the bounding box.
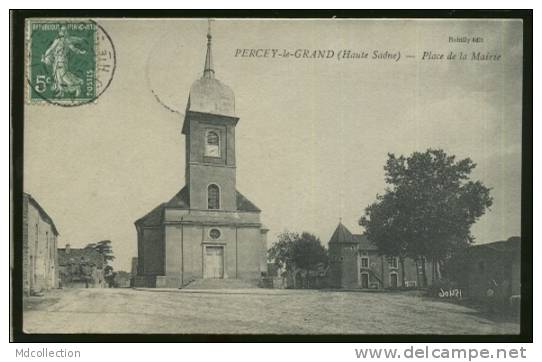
[268,231,328,272]
[360,149,493,265]
[95,240,115,262]
[85,240,115,263]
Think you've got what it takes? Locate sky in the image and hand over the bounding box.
[23,19,523,271]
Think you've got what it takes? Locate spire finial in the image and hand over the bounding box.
[339,217,342,224]
[203,18,214,79]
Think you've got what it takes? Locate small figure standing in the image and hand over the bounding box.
[486,279,498,314]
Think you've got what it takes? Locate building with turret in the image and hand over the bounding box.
[134,25,268,288]
[328,222,435,289]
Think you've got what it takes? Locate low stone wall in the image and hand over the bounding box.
[133,275,157,288]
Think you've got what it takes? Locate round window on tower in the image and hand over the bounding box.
[209,228,221,240]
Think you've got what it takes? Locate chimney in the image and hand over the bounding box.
[65,243,71,254]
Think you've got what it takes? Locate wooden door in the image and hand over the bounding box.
[390,273,398,288]
[204,246,224,279]
[361,273,369,289]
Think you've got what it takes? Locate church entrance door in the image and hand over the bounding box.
[204,245,224,279]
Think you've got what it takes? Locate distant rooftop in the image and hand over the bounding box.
[57,246,105,268]
[24,192,59,235]
[328,222,378,250]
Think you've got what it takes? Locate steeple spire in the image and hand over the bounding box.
[203,19,214,79]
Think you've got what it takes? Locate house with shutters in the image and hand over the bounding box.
[328,222,435,289]
[133,25,268,288]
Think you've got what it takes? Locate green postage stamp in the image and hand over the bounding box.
[26,20,115,106]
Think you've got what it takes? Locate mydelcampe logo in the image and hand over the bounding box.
[28,21,96,103]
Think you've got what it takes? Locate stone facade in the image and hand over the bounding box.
[328,223,434,289]
[22,193,59,295]
[134,29,267,288]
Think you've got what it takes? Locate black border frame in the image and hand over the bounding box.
[10,9,533,343]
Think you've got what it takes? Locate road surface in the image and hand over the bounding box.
[23,288,519,334]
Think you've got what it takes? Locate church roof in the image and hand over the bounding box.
[186,23,236,118]
[134,203,164,227]
[165,186,190,208]
[135,186,260,227]
[328,222,378,250]
[188,78,235,118]
[236,190,260,212]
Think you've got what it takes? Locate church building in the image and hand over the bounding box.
[134,27,268,288]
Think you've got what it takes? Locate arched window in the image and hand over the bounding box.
[208,184,220,210]
[205,130,220,157]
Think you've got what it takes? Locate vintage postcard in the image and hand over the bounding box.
[11,14,530,339]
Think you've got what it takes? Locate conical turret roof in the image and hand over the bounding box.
[329,222,356,244]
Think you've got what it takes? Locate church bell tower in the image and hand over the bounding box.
[135,21,266,288]
[181,23,239,211]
